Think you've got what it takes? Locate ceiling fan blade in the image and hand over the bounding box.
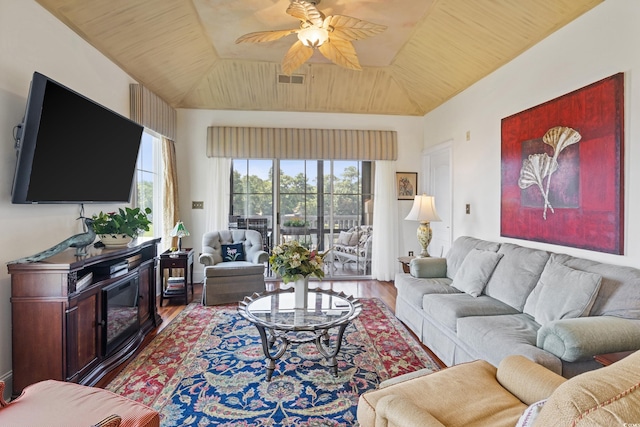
[318,38,361,71]
[287,0,325,27]
[236,29,297,44]
[325,15,387,41]
[282,40,314,75]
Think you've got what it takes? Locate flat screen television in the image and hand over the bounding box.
[11,71,143,204]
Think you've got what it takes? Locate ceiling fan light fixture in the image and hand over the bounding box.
[236,0,386,73]
[297,26,328,48]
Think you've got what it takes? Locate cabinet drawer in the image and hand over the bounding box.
[164,260,184,268]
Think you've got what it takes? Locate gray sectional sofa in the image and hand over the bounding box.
[395,236,640,377]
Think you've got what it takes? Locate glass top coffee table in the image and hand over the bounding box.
[238,288,362,381]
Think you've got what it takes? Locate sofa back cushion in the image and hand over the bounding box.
[445,236,501,280]
[551,253,640,319]
[451,249,504,297]
[202,229,263,264]
[523,257,602,324]
[484,243,550,311]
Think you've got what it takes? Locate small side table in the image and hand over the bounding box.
[398,256,415,273]
[594,350,634,366]
[159,248,194,306]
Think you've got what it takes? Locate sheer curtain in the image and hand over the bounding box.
[371,161,398,281]
[161,137,179,250]
[205,157,231,231]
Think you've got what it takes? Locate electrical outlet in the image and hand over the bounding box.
[466,204,471,214]
[192,201,204,209]
[408,251,414,257]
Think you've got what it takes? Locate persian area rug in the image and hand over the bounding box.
[106,299,440,426]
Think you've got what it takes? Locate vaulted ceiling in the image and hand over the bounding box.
[36,0,602,116]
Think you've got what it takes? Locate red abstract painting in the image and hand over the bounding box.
[501,73,624,254]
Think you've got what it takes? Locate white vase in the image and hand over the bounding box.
[99,233,133,247]
[294,276,309,309]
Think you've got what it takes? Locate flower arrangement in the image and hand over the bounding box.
[269,240,327,283]
[91,207,152,238]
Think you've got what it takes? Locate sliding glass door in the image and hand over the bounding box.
[230,159,373,277]
[230,159,273,250]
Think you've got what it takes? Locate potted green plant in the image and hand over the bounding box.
[282,218,308,235]
[92,207,152,247]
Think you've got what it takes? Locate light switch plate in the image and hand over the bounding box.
[192,201,204,209]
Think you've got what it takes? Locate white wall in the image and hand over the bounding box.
[0,0,136,396]
[423,0,640,268]
[175,109,424,282]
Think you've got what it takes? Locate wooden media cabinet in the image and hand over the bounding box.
[7,237,161,397]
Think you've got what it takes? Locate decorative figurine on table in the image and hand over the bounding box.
[7,217,96,264]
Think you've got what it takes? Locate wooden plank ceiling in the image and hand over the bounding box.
[36,0,602,116]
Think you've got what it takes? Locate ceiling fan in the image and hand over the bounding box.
[235,0,387,75]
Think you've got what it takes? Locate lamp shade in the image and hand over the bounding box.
[405,194,441,222]
[170,221,190,238]
[297,26,329,48]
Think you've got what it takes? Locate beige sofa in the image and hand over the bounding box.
[357,350,640,426]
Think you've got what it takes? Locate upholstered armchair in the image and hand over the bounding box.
[358,351,640,426]
[199,229,269,305]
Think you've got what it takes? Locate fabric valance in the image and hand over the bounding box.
[130,84,177,141]
[206,126,397,160]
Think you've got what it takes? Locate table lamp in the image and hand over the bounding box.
[404,194,441,257]
[170,221,190,252]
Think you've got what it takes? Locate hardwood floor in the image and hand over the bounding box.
[95,279,444,388]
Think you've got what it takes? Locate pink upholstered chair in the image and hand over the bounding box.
[0,380,159,427]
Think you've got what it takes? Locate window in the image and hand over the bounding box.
[134,131,162,237]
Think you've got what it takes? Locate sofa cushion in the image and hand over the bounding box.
[201,229,267,265]
[348,231,361,246]
[422,293,519,332]
[456,314,562,374]
[445,236,501,280]
[515,399,546,427]
[204,262,265,278]
[552,253,640,319]
[395,273,458,308]
[484,243,550,311]
[523,259,602,325]
[337,231,352,245]
[451,249,503,297]
[221,243,245,262]
[534,349,640,426]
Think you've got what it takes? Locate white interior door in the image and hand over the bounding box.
[423,142,452,257]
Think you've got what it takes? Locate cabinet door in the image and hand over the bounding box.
[67,290,99,381]
[138,261,152,325]
[12,301,65,394]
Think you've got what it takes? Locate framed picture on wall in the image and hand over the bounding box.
[500,73,624,254]
[396,172,417,200]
